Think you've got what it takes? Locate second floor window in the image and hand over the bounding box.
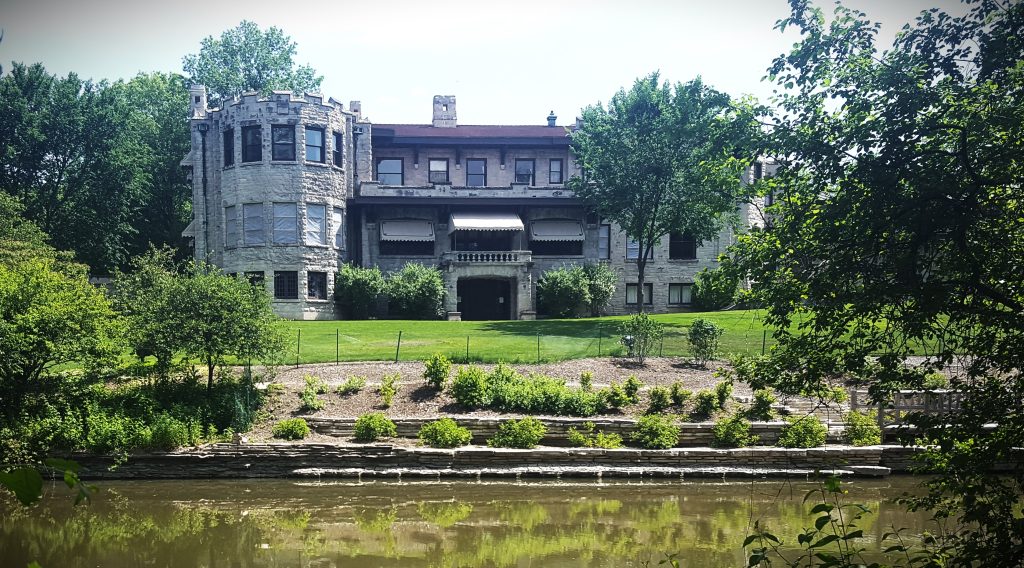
[224,206,237,247]
[377,158,403,185]
[466,158,486,186]
[626,237,654,260]
[305,127,324,162]
[515,159,535,184]
[223,128,234,166]
[241,125,261,162]
[272,202,298,244]
[669,232,697,260]
[549,158,563,184]
[429,159,449,184]
[271,125,295,161]
[333,207,344,248]
[305,204,326,245]
[333,132,343,166]
[598,224,611,259]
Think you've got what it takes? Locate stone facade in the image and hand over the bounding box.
[185,88,771,319]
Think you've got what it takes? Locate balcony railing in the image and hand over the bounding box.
[443,250,532,264]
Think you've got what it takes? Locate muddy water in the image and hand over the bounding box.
[1,477,934,567]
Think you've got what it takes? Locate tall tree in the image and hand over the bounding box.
[182,20,323,102]
[730,0,1024,563]
[570,73,757,310]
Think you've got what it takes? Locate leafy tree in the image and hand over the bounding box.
[386,263,445,319]
[182,20,323,102]
[570,73,757,310]
[582,262,616,316]
[0,194,66,267]
[730,1,1024,563]
[691,265,739,311]
[536,264,590,318]
[111,247,179,373]
[335,264,387,319]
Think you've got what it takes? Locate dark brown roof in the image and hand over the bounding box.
[374,124,571,140]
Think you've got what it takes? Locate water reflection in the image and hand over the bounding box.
[0,478,932,568]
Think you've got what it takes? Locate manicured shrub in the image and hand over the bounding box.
[561,388,605,417]
[688,318,724,366]
[450,365,490,408]
[843,410,882,446]
[387,262,445,319]
[605,382,631,409]
[630,414,679,449]
[748,388,776,420]
[923,372,949,389]
[581,262,617,316]
[712,414,759,448]
[299,375,328,412]
[777,416,828,448]
[335,263,387,319]
[567,421,624,449]
[714,380,733,409]
[272,418,310,440]
[418,418,473,448]
[623,375,643,404]
[488,417,547,449]
[692,389,718,418]
[537,264,591,318]
[647,386,671,414]
[691,266,739,311]
[353,412,397,442]
[337,375,366,396]
[670,382,693,407]
[423,353,452,389]
[379,372,401,408]
[620,312,664,364]
[579,370,594,391]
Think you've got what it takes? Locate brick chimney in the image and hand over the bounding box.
[547,111,557,127]
[432,95,456,127]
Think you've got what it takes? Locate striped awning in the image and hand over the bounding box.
[448,212,524,233]
[530,220,584,241]
[380,219,435,242]
[181,219,196,238]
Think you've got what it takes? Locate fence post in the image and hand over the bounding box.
[762,329,767,356]
[395,331,403,363]
[296,329,301,368]
[466,335,470,362]
[336,328,340,365]
[536,333,541,364]
[659,336,664,357]
[597,326,603,357]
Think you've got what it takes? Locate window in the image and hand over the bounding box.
[549,158,563,184]
[514,159,535,184]
[224,206,237,248]
[274,271,298,299]
[668,283,693,305]
[245,271,265,288]
[625,283,654,305]
[223,128,234,166]
[333,132,343,166]
[305,204,326,245]
[428,159,449,184]
[272,202,298,244]
[242,203,264,245]
[669,232,697,260]
[466,158,486,186]
[305,127,324,163]
[598,224,611,259]
[380,241,434,255]
[308,271,328,300]
[377,158,403,185]
[241,125,261,162]
[332,207,344,248]
[626,237,654,259]
[271,125,295,161]
[531,241,583,256]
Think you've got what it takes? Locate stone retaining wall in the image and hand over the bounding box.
[305,416,844,446]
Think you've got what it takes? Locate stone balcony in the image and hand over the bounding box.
[442,250,532,264]
[358,181,574,200]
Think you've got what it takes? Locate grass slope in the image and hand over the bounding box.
[278,310,773,364]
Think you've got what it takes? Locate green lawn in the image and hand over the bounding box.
[277,310,774,364]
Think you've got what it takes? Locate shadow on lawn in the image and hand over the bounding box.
[478,317,689,338]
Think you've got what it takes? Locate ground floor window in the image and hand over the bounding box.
[626,283,653,305]
[531,240,583,256]
[308,271,328,299]
[668,283,692,305]
[245,271,265,287]
[380,241,434,255]
[274,271,298,299]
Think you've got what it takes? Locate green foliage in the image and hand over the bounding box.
[692,389,718,419]
[418,501,473,528]
[630,414,679,449]
[688,318,724,366]
[353,412,396,442]
[272,418,310,440]
[670,382,693,407]
[537,264,591,318]
[581,263,617,317]
[843,411,881,447]
[334,264,387,320]
[336,375,366,396]
[604,382,631,409]
[748,389,776,421]
[647,386,671,414]
[423,353,452,390]
[299,375,327,412]
[486,365,604,417]
[777,416,827,449]
[620,312,664,364]
[923,372,948,390]
[378,373,400,408]
[86,408,152,455]
[566,421,624,449]
[622,375,643,404]
[182,20,323,101]
[691,266,739,311]
[450,365,489,408]
[418,418,472,448]
[711,414,758,448]
[386,263,445,319]
[487,417,546,449]
[150,413,202,450]
[579,371,594,391]
[714,380,733,409]
[0,194,65,268]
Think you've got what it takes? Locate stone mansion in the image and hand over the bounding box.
[182,86,768,320]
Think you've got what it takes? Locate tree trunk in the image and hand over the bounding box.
[207,360,215,392]
[636,257,647,314]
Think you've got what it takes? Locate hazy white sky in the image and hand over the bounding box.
[1,0,966,124]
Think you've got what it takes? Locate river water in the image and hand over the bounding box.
[1,477,934,567]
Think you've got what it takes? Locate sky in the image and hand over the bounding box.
[1,0,968,125]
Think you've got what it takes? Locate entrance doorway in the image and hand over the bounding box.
[457,278,512,320]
